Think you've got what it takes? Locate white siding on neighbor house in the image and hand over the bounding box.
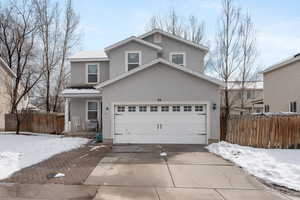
[101,63,220,142]
[264,59,300,112]
[0,66,12,130]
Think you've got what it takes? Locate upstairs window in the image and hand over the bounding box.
[126,51,141,71]
[86,63,99,83]
[170,52,185,66]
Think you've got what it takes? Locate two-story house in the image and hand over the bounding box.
[62,29,224,144]
[263,53,300,113]
[221,81,264,115]
[0,58,30,131]
[0,58,15,131]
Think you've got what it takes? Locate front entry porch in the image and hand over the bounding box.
[62,88,102,134]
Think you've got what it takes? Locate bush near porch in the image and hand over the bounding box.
[221,114,300,149]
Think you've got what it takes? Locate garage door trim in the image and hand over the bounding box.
[111,101,211,144]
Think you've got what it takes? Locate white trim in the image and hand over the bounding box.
[85,100,100,121]
[125,51,142,72]
[105,36,162,53]
[111,101,211,144]
[69,58,109,62]
[169,52,186,67]
[64,98,70,132]
[262,55,300,74]
[95,58,224,89]
[62,93,102,98]
[85,63,100,84]
[139,29,209,52]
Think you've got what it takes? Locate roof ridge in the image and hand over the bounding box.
[104,36,162,52]
[138,29,209,52]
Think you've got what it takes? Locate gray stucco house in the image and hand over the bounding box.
[263,53,300,113]
[62,29,224,144]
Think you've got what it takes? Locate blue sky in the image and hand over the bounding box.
[74,0,300,69]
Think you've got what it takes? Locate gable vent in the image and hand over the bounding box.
[153,33,162,43]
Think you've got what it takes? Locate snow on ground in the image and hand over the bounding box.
[0,134,89,180]
[206,142,300,191]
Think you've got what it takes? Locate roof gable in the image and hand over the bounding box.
[139,29,209,52]
[105,36,163,53]
[95,58,224,89]
[262,54,300,74]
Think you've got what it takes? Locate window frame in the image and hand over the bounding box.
[183,105,192,112]
[128,106,136,112]
[117,106,125,112]
[139,105,147,112]
[125,51,142,71]
[150,106,158,112]
[169,52,186,66]
[290,101,297,112]
[86,100,99,121]
[161,106,169,112]
[85,63,100,84]
[172,105,180,112]
[195,105,204,112]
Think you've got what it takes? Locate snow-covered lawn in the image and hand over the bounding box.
[0,134,89,180]
[206,142,300,191]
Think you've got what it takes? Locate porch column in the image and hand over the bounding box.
[64,98,70,132]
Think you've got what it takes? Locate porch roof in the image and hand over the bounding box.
[61,88,101,98]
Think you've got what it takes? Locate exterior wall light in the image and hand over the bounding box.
[213,103,217,110]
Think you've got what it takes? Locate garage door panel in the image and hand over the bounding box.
[114,104,207,144]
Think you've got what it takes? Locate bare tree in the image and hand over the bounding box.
[0,0,45,134]
[238,13,257,110]
[33,0,79,112]
[212,0,242,132]
[52,0,79,112]
[184,15,205,44]
[34,0,60,112]
[146,9,206,44]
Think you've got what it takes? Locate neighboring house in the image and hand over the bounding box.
[62,29,224,144]
[221,81,263,115]
[263,53,300,112]
[0,58,30,131]
[0,58,15,131]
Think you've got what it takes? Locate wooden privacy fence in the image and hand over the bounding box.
[5,111,64,134]
[222,114,300,149]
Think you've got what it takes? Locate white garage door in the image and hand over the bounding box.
[113,104,207,144]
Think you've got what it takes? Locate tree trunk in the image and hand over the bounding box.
[15,112,20,135]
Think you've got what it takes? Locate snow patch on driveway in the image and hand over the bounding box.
[0,134,89,180]
[206,142,300,191]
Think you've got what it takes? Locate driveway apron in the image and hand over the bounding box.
[85,144,290,200]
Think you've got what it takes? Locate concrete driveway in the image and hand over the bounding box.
[85,144,291,200]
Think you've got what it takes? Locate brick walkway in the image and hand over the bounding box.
[2,143,111,185]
